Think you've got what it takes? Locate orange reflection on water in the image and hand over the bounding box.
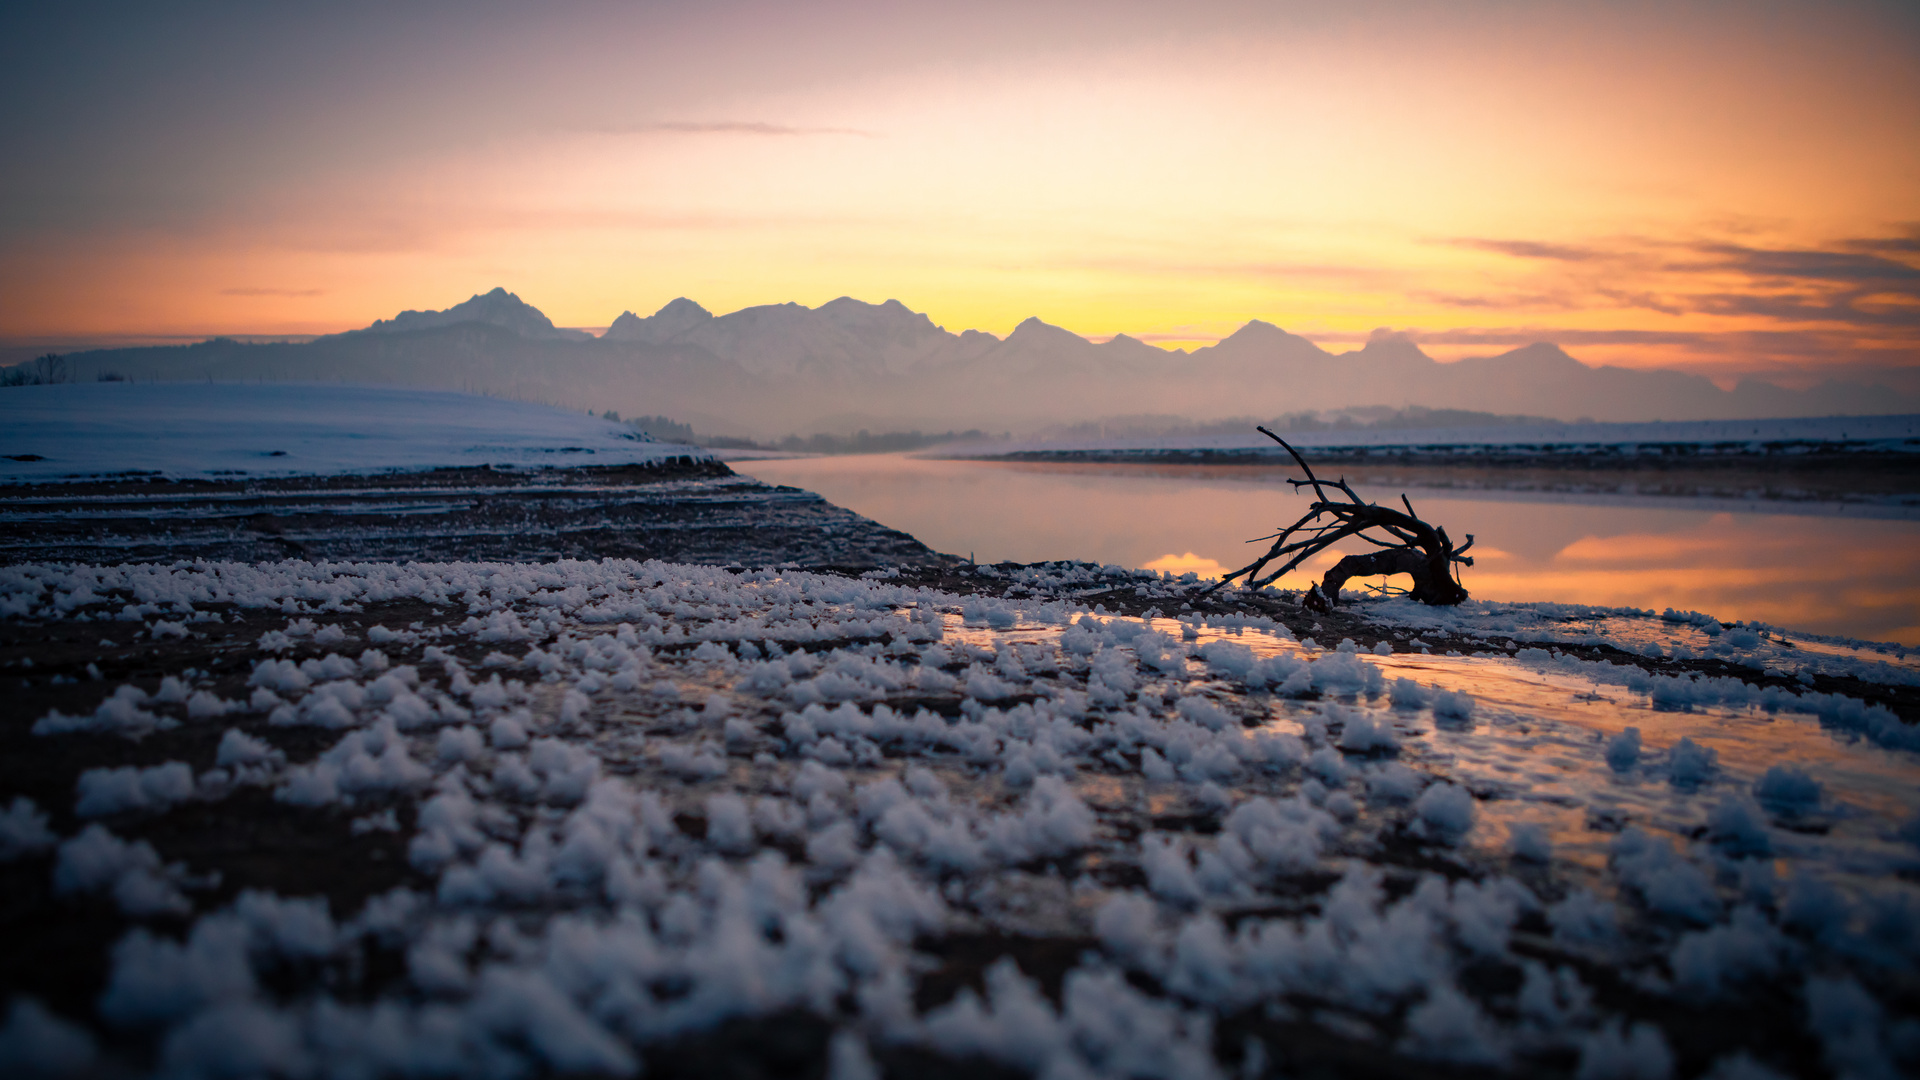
[1468,512,1920,641]
[734,455,1920,644]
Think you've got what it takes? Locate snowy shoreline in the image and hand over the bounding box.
[0,383,712,484]
[0,460,944,571]
[2,557,1916,1078]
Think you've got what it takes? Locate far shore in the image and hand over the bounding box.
[920,447,1920,507]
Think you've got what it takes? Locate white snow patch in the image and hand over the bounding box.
[0,382,709,482]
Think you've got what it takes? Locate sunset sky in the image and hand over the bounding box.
[2,0,1915,388]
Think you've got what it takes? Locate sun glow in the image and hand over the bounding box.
[0,2,1913,387]
[1142,553,1229,579]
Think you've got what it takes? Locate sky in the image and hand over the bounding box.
[1,0,1916,389]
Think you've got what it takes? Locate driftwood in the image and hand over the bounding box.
[1206,427,1474,607]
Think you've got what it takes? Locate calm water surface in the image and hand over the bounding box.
[734,454,1920,645]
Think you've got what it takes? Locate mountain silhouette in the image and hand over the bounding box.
[20,290,1914,438]
[337,287,593,342]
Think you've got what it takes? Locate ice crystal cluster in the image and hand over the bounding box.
[1,558,1916,1079]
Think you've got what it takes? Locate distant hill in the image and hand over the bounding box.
[11,290,1915,439]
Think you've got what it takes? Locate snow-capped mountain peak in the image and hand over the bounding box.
[604,298,715,344]
[347,287,591,341]
[611,295,981,378]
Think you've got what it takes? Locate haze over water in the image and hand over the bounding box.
[735,454,1920,645]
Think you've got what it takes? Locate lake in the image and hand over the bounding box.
[733,453,1920,645]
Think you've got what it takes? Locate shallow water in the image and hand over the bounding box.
[936,609,1920,908]
[736,454,1920,644]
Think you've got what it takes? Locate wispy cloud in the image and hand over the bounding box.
[1444,238,1604,262]
[1428,229,1920,334]
[1411,289,1586,311]
[1840,222,1920,255]
[1679,243,1920,286]
[1672,241,1920,329]
[221,287,325,297]
[583,120,879,138]
[1335,327,1770,348]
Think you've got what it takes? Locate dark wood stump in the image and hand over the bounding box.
[1320,548,1469,606]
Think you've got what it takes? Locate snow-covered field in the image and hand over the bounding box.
[2,558,1916,1078]
[0,384,705,483]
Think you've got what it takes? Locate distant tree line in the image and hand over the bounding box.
[599,405,1573,454]
[0,353,67,387]
[1038,405,1588,441]
[0,353,126,387]
[767,429,990,455]
[597,412,700,444]
[593,410,989,454]
[691,427,992,454]
[1321,405,1589,431]
[598,404,1600,453]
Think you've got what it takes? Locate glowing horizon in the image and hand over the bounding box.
[1,1,1914,389]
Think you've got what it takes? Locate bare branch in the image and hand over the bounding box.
[1202,433,1473,607]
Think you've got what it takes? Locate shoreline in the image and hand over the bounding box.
[3,461,1912,721]
[866,563,1920,727]
[938,446,1920,510]
[0,462,952,570]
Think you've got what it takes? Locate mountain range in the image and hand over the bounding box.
[19,288,1915,439]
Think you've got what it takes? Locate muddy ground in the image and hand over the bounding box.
[0,460,946,568]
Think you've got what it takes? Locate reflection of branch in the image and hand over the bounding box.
[1203,430,1472,606]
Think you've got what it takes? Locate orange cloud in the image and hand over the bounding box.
[0,1,1913,391]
